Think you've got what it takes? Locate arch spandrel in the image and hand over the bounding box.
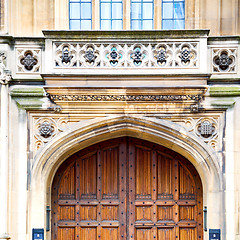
[31,115,222,194]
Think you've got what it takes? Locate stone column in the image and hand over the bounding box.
[0,52,11,240]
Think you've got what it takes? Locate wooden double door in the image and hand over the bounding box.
[52,137,203,240]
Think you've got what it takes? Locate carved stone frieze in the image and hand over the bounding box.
[212,48,237,73]
[48,94,203,102]
[16,48,41,73]
[53,41,199,69]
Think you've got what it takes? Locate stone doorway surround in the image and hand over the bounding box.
[29,113,223,240]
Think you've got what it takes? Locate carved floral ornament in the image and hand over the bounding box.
[54,42,199,68]
[17,48,41,73]
[196,119,216,139]
[130,47,146,66]
[106,47,123,66]
[38,121,54,138]
[176,43,197,67]
[20,51,38,70]
[61,46,73,64]
[212,48,236,73]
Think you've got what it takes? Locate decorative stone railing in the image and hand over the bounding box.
[42,30,209,75]
[53,41,199,69]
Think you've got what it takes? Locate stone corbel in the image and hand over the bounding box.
[0,51,12,85]
[209,86,240,108]
[10,87,61,112]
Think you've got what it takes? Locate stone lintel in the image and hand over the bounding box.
[43,29,210,40]
[42,74,210,87]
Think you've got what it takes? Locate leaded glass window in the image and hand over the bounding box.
[131,0,154,30]
[162,0,185,29]
[69,0,92,30]
[100,0,123,30]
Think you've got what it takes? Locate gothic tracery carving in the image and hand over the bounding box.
[20,51,38,71]
[175,43,198,67]
[33,117,70,154]
[39,121,54,138]
[212,48,236,73]
[53,41,199,69]
[17,48,41,73]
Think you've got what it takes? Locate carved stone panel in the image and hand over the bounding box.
[32,117,71,154]
[16,48,41,74]
[212,48,237,73]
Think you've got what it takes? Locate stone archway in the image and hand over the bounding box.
[29,115,222,240]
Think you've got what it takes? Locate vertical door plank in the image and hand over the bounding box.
[97,149,102,240]
[119,138,127,240]
[128,138,136,240]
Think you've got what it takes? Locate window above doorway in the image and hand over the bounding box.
[69,0,185,30]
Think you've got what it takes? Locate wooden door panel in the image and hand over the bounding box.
[58,206,75,221]
[58,163,76,199]
[135,206,152,221]
[179,205,195,221]
[135,228,152,240]
[79,205,97,221]
[58,227,75,240]
[157,154,174,200]
[79,153,97,200]
[101,205,119,220]
[52,137,203,240]
[101,227,119,239]
[179,164,196,199]
[179,228,197,240]
[80,227,97,240]
[157,205,174,221]
[157,228,174,240]
[135,146,152,199]
[101,146,119,199]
